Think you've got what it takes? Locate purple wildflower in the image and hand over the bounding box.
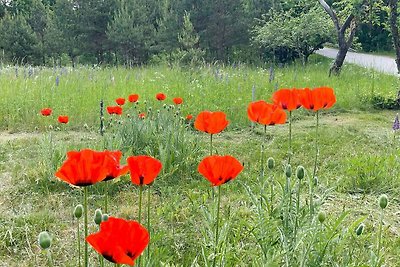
[393,114,400,131]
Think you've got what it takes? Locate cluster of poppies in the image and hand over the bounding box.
[247,87,336,126]
[50,86,336,265]
[56,149,162,265]
[40,107,69,124]
[106,93,186,119]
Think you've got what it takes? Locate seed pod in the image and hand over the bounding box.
[267,157,275,170]
[102,214,109,222]
[379,194,388,209]
[285,164,292,178]
[38,231,52,250]
[74,204,83,219]
[317,211,326,223]
[296,166,305,180]
[94,209,103,225]
[356,223,365,236]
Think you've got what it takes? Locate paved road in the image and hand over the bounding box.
[316,47,398,75]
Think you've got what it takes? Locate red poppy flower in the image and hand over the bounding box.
[55,149,117,186]
[186,114,193,120]
[156,93,166,101]
[263,105,287,125]
[104,151,129,181]
[198,155,244,186]
[116,98,126,106]
[272,88,302,111]
[86,217,149,265]
[58,115,69,124]
[107,106,123,115]
[40,108,52,116]
[173,97,183,105]
[247,100,271,123]
[127,155,162,185]
[299,87,336,111]
[128,94,139,103]
[138,113,146,119]
[194,111,229,134]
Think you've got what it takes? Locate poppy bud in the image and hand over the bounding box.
[317,211,326,223]
[163,104,167,109]
[267,157,275,170]
[296,166,305,180]
[148,107,152,113]
[157,110,160,114]
[379,194,388,209]
[102,213,109,222]
[48,125,53,130]
[38,231,52,249]
[314,176,319,186]
[94,209,102,225]
[355,223,365,236]
[74,204,83,219]
[285,164,292,178]
[143,100,147,105]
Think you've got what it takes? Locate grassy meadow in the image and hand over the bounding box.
[1,56,400,266]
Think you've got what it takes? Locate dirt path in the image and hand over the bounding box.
[316,47,398,75]
[0,132,41,143]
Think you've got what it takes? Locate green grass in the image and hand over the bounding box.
[0,58,400,266]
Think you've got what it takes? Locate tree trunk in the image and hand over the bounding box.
[389,0,400,74]
[318,0,357,76]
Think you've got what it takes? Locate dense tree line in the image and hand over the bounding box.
[0,0,397,66]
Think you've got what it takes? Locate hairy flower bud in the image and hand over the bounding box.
[317,211,326,223]
[379,194,388,209]
[267,157,275,170]
[74,204,83,219]
[94,209,103,225]
[38,231,52,250]
[102,213,109,222]
[285,164,292,178]
[356,223,365,236]
[296,166,305,180]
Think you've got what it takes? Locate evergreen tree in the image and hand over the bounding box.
[0,14,38,64]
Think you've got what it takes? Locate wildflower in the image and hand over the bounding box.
[86,217,149,265]
[156,93,166,101]
[247,101,286,125]
[103,151,129,181]
[127,155,162,185]
[194,111,229,134]
[299,87,336,111]
[138,113,146,119]
[128,94,139,103]
[173,97,183,105]
[58,115,69,124]
[186,114,193,120]
[115,98,126,106]
[393,114,399,131]
[55,149,117,186]
[198,155,243,186]
[41,108,52,116]
[272,88,302,111]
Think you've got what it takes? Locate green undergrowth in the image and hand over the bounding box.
[0,110,399,266]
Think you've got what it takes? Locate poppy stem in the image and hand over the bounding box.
[84,187,88,267]
[138,185,144,267]
[210,134,213,155]
[77,218,81,267]
[377,208,384,261]
[146,186,151,261]
[310,111,319,217]
[288,111,292,164]
[213,186,221,267]
[294,178,301,244]
[138,185,143,224]
[104,182,108,214]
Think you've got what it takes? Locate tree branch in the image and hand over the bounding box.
[318,0,340,30]
[340,14,355,34]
